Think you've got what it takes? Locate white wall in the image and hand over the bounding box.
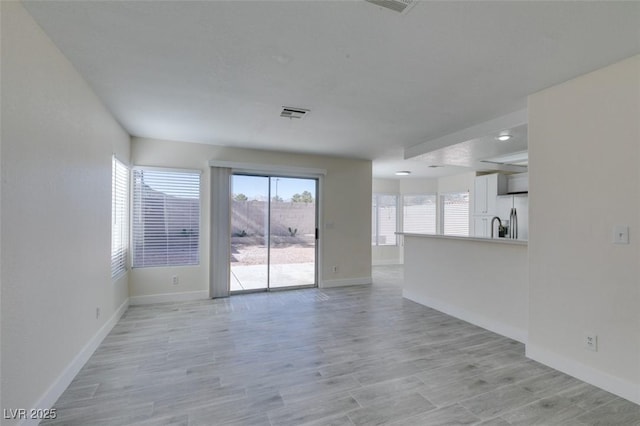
[372,178,399,194]
[437,172,475,194]
[404,236,528,343]
[1,2,131,423]
[130,137,372,299]
[372,245,402,266]
[400,178,438,195]
[528,55,640,403]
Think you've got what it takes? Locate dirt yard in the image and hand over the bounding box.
[231,236,315,265]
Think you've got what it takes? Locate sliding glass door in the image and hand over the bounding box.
[230,175,269,291]
[230,174,317,292]
[268,177,317,288]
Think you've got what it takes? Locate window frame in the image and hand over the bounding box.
[372,193,399,246]
[439,191,470,237]
[131,166,202,269]
[401,193,437,234]
[111,156,129,279]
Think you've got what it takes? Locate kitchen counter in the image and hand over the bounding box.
[399,232,527,246]
[402,233,528,343]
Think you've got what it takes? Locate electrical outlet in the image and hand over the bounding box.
[96,307,100,320]
[172,275,179,285]
[332,266,338,273]
[613,225,629,244]
[584,333,598,352]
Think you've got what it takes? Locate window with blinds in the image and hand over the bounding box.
[441,192,470,236]
[132,168,201,268]
[402,194,436,234]
[372,194,398,246]
[111,157,129,278]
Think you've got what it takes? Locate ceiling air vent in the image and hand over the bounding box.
[365,0,415,14]
[280,107,310,120]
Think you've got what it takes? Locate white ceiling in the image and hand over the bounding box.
[23,1,640,178]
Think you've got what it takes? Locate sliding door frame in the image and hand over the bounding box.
[265,176,319,292]
[209,160,326,296]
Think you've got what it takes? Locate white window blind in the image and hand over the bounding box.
[372,194,398,246]
[442,192,470,236]
[111,156,129,278]
[132,168,200,268]
[402,194,436,234]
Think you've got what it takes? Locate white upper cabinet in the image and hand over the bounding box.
[474,176,489,215]
[473,174,507,216]
[507,172,529,194]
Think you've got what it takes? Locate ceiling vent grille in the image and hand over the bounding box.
[280,107,310,120]
[365,0,415,14]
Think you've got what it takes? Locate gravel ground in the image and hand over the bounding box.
[231,236,315,265]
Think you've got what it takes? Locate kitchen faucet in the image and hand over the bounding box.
[491,216,502,238]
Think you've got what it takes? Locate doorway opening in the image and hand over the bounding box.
[230,174,318,292]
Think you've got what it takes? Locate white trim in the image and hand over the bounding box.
[129,290,209,305]
[111,152,130,168]
[320,277,372,288]
[316,176,324,287]
[526,344,640,405]
[403,288,528,344]
[221,165,324,290]
[20,298,129,426]
[132,165,202,174]
[405,109,527,159]
[208,160,326,177]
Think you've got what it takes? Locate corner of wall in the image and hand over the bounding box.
[527,55,640,404]
[526,344,640,405]
[20,298,129,426]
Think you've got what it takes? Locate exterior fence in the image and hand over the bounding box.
[231,200,315,238]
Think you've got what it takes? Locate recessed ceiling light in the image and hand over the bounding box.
[395,171,411,176]
[496,134,513,142]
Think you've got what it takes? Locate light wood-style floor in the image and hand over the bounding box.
[44,266,640,425]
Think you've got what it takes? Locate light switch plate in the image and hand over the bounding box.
[584,333,598,352]
[613,225,629,244]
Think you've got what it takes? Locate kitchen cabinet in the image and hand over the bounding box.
[474,176,489,215]
[507,172,529,194]
[473,173,507,237]
[473,173,507,216]
[474,216,490,238]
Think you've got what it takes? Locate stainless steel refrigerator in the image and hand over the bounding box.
[496,194,529,240]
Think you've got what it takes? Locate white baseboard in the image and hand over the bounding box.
[21,297,129,426]
[526,344,640,405]
[320,277,372,288]
[129,290,209,305]
[403,289,528,344]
